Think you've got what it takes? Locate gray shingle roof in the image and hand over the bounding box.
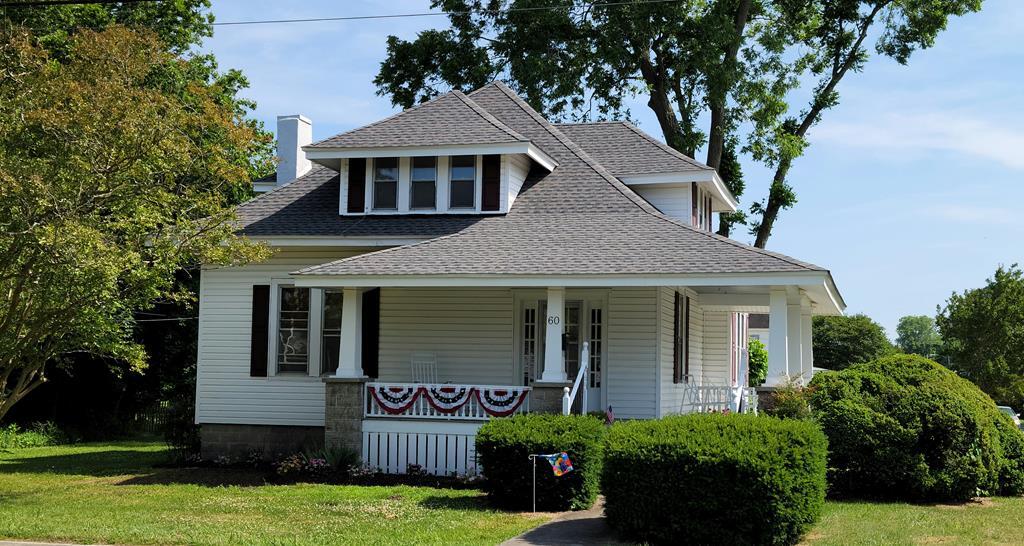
[555,121,713,176]
[294,82,824,276]
[236,165,485,238]
[307,90,527,149]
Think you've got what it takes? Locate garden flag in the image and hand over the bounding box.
[543,452,573,476]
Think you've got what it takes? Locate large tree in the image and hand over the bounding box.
[895,315,941,357]
[937,265,1024,410]
[0,26,269,420]
[375,0,982,245]
[812,314,894,371]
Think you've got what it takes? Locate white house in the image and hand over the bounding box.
[195,82,845,474]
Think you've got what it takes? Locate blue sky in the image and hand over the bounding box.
[199,0,1024,336]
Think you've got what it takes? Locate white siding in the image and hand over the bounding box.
[195,247,370,426]
[506,153,531,211]
[632,184,693,225]
[607,288,658,419]
[376,288,516,384]
[702,310,731,386]
[658,288,705,416]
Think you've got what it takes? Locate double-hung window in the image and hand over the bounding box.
[410,156,437,209]
[321,290,343,375]
[373,157,398,210]
[277,286,310,373]
[449,155,476,209]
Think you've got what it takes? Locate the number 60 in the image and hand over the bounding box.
[547,316,560,325]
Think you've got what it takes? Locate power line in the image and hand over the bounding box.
[211,0,683,27]
[0,0,157,7]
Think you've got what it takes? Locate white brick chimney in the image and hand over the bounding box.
[276,114,312,185]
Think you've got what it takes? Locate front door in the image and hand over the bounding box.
[521,299,603,412]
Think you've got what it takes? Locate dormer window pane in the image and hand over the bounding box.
[373,157,398,210]
[410,156,437,209]
[450,155,476,209]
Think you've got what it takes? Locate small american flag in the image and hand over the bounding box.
[605,405,615,425]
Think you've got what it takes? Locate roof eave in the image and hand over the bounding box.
[303,141,558,171]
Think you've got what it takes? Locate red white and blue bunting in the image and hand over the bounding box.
[422,385,474,413]
[475,387,530,417]
[369,385,421,414]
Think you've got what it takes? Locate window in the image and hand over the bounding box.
[410,156,437,209]
[321,290,343,374]
[373,157,398,210]
[449,155,476,209]
[277,286,310,373]
[673,292,690,383]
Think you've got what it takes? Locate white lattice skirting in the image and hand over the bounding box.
[361,420,483,476]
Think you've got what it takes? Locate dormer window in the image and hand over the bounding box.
[449,155,476,209]
[410,156,437,209]
[373,157,398,210]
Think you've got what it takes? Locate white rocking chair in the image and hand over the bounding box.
[410,352,438,384]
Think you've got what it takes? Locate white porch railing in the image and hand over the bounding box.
[679,376,758,414]
[562,341,590,415]
[365,383,531,420]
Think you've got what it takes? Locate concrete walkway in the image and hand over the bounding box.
[500,498,628,546]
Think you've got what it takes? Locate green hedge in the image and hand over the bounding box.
[602,413,827,545]
[809,354,1024,501]
[475,413,604,511]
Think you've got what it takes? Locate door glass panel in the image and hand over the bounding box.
[589,307,603,388]
[564,302,581,380]
[521,305,538,386]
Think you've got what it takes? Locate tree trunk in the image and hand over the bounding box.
[706,0,752,170]
[753,158,792,248]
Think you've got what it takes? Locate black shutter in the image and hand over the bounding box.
[684,296,691,378]
[347,158,366,213]
[361,288,381,379]
[691,184,698,226]
[673,291,682,384]
[250,285,270,377]
[481,154,500,211]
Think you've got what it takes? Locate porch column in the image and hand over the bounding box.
[765,289,789,386]
[801,297,814,380]
[335,287,364,378]
[540,286,567,383]
[787,292,803,383]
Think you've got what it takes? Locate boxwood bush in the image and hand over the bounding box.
[602,413,827,545]
[475,413,604,511]
[809,354,1024,501]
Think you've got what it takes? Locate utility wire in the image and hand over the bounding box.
[1,0,684,23]
[211,0,682,26]
[0,0,158,7]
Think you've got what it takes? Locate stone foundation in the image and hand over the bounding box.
[200,423,323,460]
[531,381,572,414]
[324,377,367,455]
[755,386,778,413]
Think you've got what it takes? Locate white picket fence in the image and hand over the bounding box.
[361,420,481,476]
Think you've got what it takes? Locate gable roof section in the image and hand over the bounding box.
[307,90,527,149]
[296,82,825,278]
[556,121,712,176]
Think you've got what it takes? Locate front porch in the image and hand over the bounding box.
[298,281,834,475]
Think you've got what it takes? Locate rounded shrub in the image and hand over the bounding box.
[475,413,604,511]
[602,413,827,546]
[809,354,1024,501]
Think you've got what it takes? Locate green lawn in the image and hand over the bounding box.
[808,497,1024,546]
[5,442,1024,546]
[0,442,549,546]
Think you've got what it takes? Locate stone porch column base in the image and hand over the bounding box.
[531,381,572,414]
[324,376,367,456]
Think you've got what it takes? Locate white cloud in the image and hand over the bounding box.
[813,112,1024,170]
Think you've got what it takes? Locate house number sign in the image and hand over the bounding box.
[547,316,560,325]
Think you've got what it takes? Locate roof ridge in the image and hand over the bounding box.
[471,81,660,215]
[450,90,529,142]
[619,121,712,171]
[308,92,453,148]
[552,120,626,126]
[471,83,817,272]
